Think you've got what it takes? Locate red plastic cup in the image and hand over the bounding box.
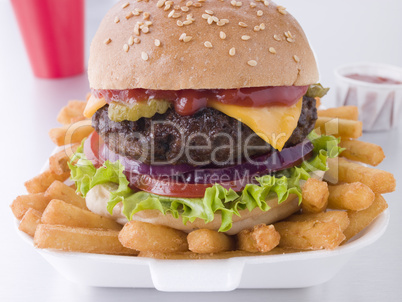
[11,0,85,78]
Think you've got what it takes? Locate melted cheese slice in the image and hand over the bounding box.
[84,95,106,118]
[209,98,303,151]
[84,95,303,151]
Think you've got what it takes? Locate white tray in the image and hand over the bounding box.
[16,209,389,292]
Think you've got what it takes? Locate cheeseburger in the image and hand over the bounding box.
[70,0,338,235]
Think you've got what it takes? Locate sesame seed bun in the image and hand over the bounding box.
[88,0,319,90]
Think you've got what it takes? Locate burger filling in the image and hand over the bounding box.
[70,84,338,232]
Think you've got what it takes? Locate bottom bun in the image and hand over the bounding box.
[131,195,300,235]
[86,171,325,235]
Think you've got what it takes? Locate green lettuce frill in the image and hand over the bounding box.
[69,132,341,232]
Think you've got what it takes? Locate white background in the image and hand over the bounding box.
[0,0,401,301]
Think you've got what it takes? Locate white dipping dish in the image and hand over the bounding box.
[16,209,389,292]
[334,62,402,131]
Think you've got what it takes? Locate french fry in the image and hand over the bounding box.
[326,157,396,194]
[41,199,122,230]
[318,106,359,121]
[339,140,385,166]
[274,220,345,250]
[315,97,321,109]
[301,178,329,213]
[18,208,42,237]
[34,224,138,255]
[237,224,280,253]
[10,193,51,220]
[315,117,362,139]
[187,229,234,253]
[57,100,87,125]
[44,180,87,210]
[24,170,70,194]
[328,182,375,211]
[119,221,189,253]
[49,144,79,175]
[138,248,303,260]
[49,119,94,147]
[286,211,350,232]
[343,194,388,242]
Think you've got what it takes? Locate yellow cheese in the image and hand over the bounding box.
[84,95,106,118]
[208,98,303,151]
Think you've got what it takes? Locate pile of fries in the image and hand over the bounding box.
[10,98,395,259]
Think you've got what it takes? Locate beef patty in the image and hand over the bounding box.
[93,96,317,166]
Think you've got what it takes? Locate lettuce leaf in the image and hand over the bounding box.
[69,133,341,232]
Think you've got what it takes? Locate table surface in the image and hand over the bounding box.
[1,1,401,301]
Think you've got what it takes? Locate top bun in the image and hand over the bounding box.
[89,0,319,90]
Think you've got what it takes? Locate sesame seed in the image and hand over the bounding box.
[142,26,149,33]
[172,12,182,18]
[205,9,214,15]
[248,60,257,66]
[250,2,256,8]
[136,8,143,13]
[183,36,192,42]
[284,31,293,38]
[221,19,229,24]
[277,5,287,14]
[134,37,141,44]
[274,34,281,41]
[264,0,269,6]
[269,47,276,54]
[145,21,153,26]
[126,12,134,19]
[193,3,202,7]
[236,1,242,7]
[293,55,300,63]
[157,0,165,8]
[128,36,134,45]
[179,33,186,41]
[198,0,206,2]
[220,31,226,39]
[122,2,130,9]
[181,6,189,12]
[202,13,209,19]
[141,52,149,61]
[177,20,183,26]
[230,0,236,6]
[254,26,260,32]
[204,41,213,48]
[241,35,251,40]
[133,24,140,36]
[186,1,193,6]
[260,23,266,30]
[239,22,247,28]
[183,20,192,25]
[207,16,213,24]
[166,0,173,4]
[155,39,161,46]
[217,20,225,26]
[104,38,112,45]
[168,10,175,17]
[174,4,180,10]
[132,10,140,16]
[287,38,295,43]
[257,10,263,16]
[114,16,120,23]
[212,16,219,22]
[229,47,236,56]
[123,44,129,52]
[164,4,171,10]
[143,12,150,20]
